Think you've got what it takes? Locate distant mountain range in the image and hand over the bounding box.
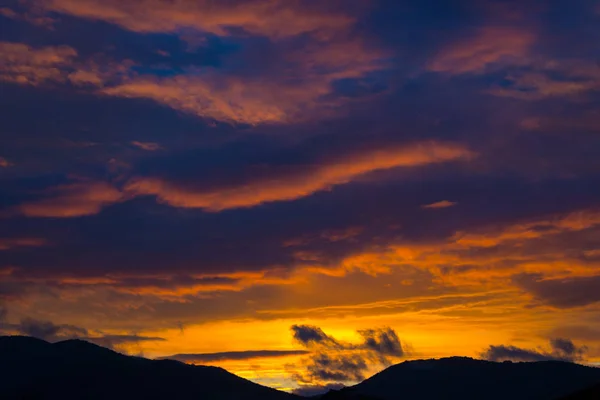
[322,357,600,400]
[556,383,600,400]
[0,336,297,400]
[1,336,599,400]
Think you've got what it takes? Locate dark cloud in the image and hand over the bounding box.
[482,338,587,362]
[86,334,166,349]
[3,176,600,282]
[550,338,587,361]
[163,350,308,363]
[513,274,600,308]
[303,352,368,382]
[291,325,341,348]
[291,325,406,385]
[0,280,29,300]
[10,317,165,351]
[550,326,600,342]
[359,328,404,359]
[18,317,88,341]
[483,344,551,362]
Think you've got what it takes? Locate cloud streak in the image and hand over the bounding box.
[0,157,13,168]
[131,141,162,151]
[22,0,387,124]
[6,316,165,351]
[513,273,600,308]
[0,238,47,251]
[421,200,457,209]
[427,26,534,74]
[482,338,587,362]
[13,181,123,218]
[0,41,77,86]
[163,349,309,363]
[29,0,355,38]
[125,141,473,211]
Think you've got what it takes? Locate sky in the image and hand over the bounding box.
[1,0,600,394]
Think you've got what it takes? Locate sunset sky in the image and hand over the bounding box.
[1,0,600,394]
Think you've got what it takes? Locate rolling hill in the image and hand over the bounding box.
[3,336,600,400]
[323,357,600,400]
[0,336,298,400]
[556,383,600,400]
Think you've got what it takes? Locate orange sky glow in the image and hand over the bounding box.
[1,0,600,393]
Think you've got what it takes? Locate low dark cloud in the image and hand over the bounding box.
[483,345,550,362]
[18,317,88,341]
[482,338,587,362]
[359,327,404,359]
[291,325,341,348]
[87,334,166,349]
[291,325,406,385]
[7,317,165,351]
[163,349,309,363]
[513,273,600,308]
[550,338,587,361]
[304,352,368,382]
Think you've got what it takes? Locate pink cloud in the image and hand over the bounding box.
[0,41,77,85]
[131,141,162,151]
[19,1,387,124]
[421,200,457,209]
[427,26,535,74]
[0,157,13,167]
[15,181,124,218]
[124,142,473,211]
[29,0,354,38]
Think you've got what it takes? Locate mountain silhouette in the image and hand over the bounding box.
[0,336,298,400]
[3,337,600,400]
[321,357,600,400]
[318,390,382,400]
[556,383,600,400]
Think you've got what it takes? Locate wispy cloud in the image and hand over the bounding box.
[28,0,354,38]
[131,141,162,151]
[163,349,309,363]
[14,181,123,218]
[124,142,473,211]
[482,338,587,362]
[0,238,47,251]
[291,325,406,385]
[427,26,534,74]
[0,157,13,167]
[421,200,457,209]
[513,273,600,308]
[489,60,600,100]
[4,316,165,351]
[22,0,387,124]
[0,41,76,85]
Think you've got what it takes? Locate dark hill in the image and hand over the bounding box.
[4,337,600,400]
[319,390,382,400]
[0,335,298,400]
[328,356,600,400]
[557,383,600,400]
